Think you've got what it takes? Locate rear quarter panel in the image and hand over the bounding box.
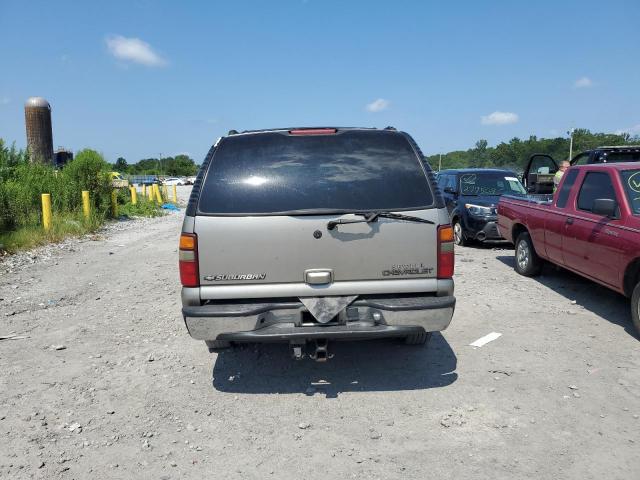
[497,198,519,243]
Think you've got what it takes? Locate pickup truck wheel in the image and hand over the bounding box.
[404,331,432,345]
[453,220,468,247]
[631,282,640,335]
[514,232,542,276]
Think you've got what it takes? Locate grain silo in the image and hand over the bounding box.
[24,97,54,164]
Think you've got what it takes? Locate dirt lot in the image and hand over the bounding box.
[1,186,639,479]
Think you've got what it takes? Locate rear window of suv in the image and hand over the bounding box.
[198,130,434,215]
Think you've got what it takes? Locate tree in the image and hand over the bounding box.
[126,154,198,176]
[114,157,128,172]
[426,129,640,173]
[168,154,198,176]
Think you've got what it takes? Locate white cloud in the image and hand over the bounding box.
[615,124,640,136]
[574,76,594,88]
[105,35,167,67]
[481,111,519,126]
[365,98,390,113]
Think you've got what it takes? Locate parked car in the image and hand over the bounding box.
[437,168,526,246]
[498,162,640,333]
[185,176,197,185]
[163,177,186,186]
[179,127,456,358]
[523,146,640,194]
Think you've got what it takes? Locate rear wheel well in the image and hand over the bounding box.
[623,258,640,297]
[512,223,528,243]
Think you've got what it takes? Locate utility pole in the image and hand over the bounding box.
[438,153,442,171]
[567,129,575,161]
[158,153,163,176]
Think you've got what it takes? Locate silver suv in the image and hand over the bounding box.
[180,127,455,358]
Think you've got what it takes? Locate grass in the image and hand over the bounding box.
[119,198,165,218]
[0,198,166,254]
[0,211,104,253]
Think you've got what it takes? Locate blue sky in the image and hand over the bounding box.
[1,0,639,163]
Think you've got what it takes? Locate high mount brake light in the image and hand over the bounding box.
[179,233,199,287]
[437,225,455,279]
[289,128,337,135]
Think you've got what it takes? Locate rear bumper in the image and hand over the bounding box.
[183,294,455,342]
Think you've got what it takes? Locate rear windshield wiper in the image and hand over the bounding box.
[327,211,435,230]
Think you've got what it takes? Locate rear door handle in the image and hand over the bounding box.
[566,217,574,225]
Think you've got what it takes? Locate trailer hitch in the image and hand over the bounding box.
[309,339,332,362]
[290,339,333,361]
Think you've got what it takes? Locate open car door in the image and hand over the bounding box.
[523,154,558,194]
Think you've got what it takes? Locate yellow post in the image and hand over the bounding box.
[82,190,90,219]
[142,184,147,198]
[147,184,153,200]
[163,185,168,199]
[41,193,52,231]
[130,186,138,205]
[111,190,118,217]
[172,185,177,203]
[153,184,162,204]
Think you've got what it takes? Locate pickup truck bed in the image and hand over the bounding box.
[502,194,552,205]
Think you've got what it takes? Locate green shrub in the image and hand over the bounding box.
[61,149,113,219]
[0,141,162,251]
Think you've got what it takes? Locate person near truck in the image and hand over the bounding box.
[553,161,570,192]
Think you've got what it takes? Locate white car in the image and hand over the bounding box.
[163,177,185,186]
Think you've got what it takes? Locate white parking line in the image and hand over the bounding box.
[469,332,502,347]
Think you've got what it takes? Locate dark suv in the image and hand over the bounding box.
[524,146,640,194]
[437,168,526,246]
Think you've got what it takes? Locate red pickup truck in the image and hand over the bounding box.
[497,162,640,334]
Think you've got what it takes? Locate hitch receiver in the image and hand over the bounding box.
[310,339,332,362]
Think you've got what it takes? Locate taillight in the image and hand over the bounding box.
[289,128,337,135]
[437,225,455,279]
[179,233,199,287]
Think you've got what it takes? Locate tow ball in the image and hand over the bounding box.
[291,339,333,362]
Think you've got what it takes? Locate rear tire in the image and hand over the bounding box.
[631,282,640,335]
[206,340,231,352]
[404,331,432,345]
[453,219,469,247]
[514,231,542,276]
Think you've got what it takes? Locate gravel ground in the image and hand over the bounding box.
[1,185,638,479]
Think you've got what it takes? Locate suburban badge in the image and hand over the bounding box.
[204,273,267,281]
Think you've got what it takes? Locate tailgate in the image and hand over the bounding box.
[194,210,441,285]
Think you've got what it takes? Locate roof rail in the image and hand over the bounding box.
[384,126,397,131]
[596,145,640,149]
[228,129,239,135]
